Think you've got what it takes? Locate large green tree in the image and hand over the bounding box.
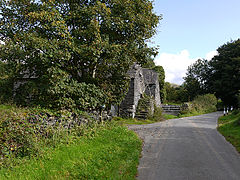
[0,0,160,110]
[183,59,210,101]
[209,39,240,106]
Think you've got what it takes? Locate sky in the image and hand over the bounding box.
[151,0,240,85]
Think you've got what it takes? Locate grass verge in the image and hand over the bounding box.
[113,116,165,125]
[0,104,142,179]
[0,124,142,179]
[162,114,178,119]
[217,111,240,153]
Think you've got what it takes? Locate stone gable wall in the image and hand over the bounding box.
[120,64,161,118]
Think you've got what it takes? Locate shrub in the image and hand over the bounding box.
[216,99,224,111]
[135,94,163,121]
[180,94,217,115]
[13,67,109,111]
[0,78,14,103]
[136,94,152,113]
[148,105,163,122]
[0,106,98,167]
[192,94,217,113]
[0,107,39,164]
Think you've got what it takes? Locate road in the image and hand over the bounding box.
[129,112,240,180]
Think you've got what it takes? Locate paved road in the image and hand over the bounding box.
[129,112,240,180]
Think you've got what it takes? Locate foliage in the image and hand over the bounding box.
[46,67,108,111]
[0,119,142,179]
[135,94,163,121]
[218,111,240,153]
[0,104,99,167]
[208,39,240,107]
[192,94,217,113]
[216,99,224,111]
[0,61,14,103]
[0,0,160,110]
[180,94,217,115]
[0,78,14,103]
[153,65,166,103]
[181,39,240,108]
[165,82,188,103]
[136,94,152,113]
[148,105,163,122]
[183,59,210,101]
[0,106,61,166]
[0,107,38,160]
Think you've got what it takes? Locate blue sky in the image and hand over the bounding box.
[151,0,240,84]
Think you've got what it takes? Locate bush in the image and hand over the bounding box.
[0,107,39,164]
[0,61,14,103]
[148,105,163,122]
[216,99,224,111]
[180,94,217,115]
[13,67,109,111]
[0,78,14,103]
[136,94,152,113]
[0,105,99,167]
[192,94,217,113]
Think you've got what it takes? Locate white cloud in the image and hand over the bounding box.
[154,50,217,85]
[205,50,218,60]
[154,50,198,85]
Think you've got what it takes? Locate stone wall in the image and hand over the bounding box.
[120,63,161,118]
[142,68,161,107]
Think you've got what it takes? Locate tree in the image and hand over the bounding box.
[164,82,188,104]
[0,0,160,110]
[183,59,211,101]
[209,39,240,107]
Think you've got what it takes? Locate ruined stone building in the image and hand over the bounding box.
[119,63,161,118]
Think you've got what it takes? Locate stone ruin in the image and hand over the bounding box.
[117,63,161,118]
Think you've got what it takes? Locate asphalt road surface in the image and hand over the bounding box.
[129,112,240,180]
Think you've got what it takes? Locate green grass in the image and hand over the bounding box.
[178,111,203,118]
[218,111,240,153]
[113,111,212,126]
[162,114,178,119]
[0,104,15,110]
[113,116,165,125]
[0,124,142,179]
[164,102,182,106]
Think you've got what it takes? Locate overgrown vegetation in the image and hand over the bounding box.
[135,94,163,122]
[136,94,153,117]
[218,111,240,153]
[164,82,188,104]
[0,105,142,179]
[0,105,88,166]
[182,39,240,107]
[0,1,162,177]
[0,0,160,111]
[179,94,217,116]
